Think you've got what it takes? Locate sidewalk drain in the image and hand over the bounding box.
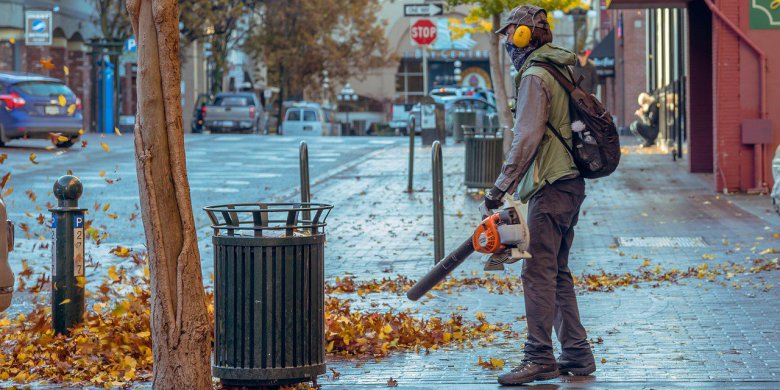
[616,236,708,247]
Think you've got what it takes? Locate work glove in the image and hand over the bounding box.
[483,186,505,211]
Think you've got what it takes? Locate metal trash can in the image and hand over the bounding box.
[464,127,504,189]
[453,110,476,143]
[204,202,333,387]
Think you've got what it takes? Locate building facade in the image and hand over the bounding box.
[609,0,780,193]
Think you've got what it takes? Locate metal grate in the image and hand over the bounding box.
[617,236,708,248]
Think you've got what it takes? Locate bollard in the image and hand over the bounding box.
[49,175,87,335]
[407,116,416,193]
[432,141,444,264]
[300,141,311,221]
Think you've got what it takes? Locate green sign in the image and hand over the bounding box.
[750,0,780,29]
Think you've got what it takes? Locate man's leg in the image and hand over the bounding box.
[552,182,595,374]
[521,187,564,365]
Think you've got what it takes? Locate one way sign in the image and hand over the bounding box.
[404,3,444,17]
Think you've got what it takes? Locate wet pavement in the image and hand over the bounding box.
[5,134,780,388]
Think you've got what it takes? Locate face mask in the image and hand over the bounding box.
[504,41,536,71]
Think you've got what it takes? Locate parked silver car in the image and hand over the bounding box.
[203,92,263,133]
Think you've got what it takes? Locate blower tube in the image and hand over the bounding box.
[406,238,476,301]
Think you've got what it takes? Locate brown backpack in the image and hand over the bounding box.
[532,61,621,179]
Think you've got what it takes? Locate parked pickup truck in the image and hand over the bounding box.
[203,92,262,133]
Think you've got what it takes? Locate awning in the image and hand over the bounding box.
[607,0,688,9]
[589,30,615,77]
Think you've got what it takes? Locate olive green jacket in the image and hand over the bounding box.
[494,44,580,202]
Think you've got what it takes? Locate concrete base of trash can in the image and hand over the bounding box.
[214,364,326,387]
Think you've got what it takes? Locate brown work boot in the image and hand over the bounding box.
[497,361,559,385]
[557,357,596,376]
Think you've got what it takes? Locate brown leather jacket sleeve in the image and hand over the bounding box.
[494,74,551,194]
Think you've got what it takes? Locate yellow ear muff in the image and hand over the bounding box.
[513,25,532,48]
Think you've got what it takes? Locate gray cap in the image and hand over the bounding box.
[495,5,549,35]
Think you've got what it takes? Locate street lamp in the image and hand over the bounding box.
[338,84,358,135]
[454,60,462,85]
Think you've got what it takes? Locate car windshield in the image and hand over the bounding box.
[287,110,301,121]
[214,96,251,106]
[14,81,74,97]
[303,110,317,122]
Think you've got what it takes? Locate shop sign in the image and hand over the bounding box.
[25,10,52,46]
[750,0,780,29]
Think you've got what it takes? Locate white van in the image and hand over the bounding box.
[281,104,325,136]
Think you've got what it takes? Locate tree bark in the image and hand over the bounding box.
[488,13,514,156]
[126,0,211,389]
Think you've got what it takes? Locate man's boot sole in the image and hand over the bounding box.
[498,370,560,385]
[559,364,596,376]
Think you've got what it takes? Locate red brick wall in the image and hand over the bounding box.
[712,0,759,192]
[0,43,14,71]
[613,10,647,129]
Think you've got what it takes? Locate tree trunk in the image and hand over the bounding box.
[489,13,514,156]
[126,0,211,389]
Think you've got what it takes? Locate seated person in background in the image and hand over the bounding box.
[629,92,659,147]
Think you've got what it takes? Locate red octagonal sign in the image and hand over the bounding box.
[411,19,437,45]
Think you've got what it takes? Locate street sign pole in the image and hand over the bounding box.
[423,48,428,96]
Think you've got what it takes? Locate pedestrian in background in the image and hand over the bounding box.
[484,4,596,385]
[572,49,599,94]
[629,92,659,147]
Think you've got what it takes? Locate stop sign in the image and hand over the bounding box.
[411,19,437,45]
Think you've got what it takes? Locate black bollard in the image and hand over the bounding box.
[49,175,87,335]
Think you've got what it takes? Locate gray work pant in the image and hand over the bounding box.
[522,177,593,365]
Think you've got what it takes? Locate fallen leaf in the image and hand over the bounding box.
[78,128,84,135]
[29,153,38,164]
[0,172,10,188]
[59,299,72,305]
[114,127,122,136]
[101,142,110,152]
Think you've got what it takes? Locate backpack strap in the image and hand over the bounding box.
[530,61,577,94]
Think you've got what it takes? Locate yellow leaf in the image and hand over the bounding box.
[99,170,106,177]
[103,203,110,212]
[67,104,76,115]
[58,95,66,107]
[63,65,69,76]
[101,141,110,152]
[382,324,392,334]
[114,127,122,136]
[59,299,72,305]
[3,187,13,197]
[75,276,87,288]
[490,358,504,369]
[29,153,38,164]
[57,135,69,142]
[108,266,119,281]
[45,145,55,150]
[325,340,335,352]
[8,38,14,44]
[78,128,84,135]
[0,318,10,326]
[442,332,452,342]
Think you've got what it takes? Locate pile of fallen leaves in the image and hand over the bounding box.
[0,254,509,387]
[325,299,506,356]
[0,254,153,387]
[325,273,522,297]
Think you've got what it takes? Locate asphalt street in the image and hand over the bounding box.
[2,133,403,316]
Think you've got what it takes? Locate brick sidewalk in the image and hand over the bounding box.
[299,137,780,388]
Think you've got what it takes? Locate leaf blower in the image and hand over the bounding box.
[407,199,532,301]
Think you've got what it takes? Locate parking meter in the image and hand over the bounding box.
[49,175,87,334]
[0,195,13,313]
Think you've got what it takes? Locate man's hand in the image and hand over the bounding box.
[484,187,505,210]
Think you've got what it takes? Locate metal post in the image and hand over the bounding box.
[407,116,416,193]
[49,175,87,335]
[432,141,444,263]
[300,141,311,221]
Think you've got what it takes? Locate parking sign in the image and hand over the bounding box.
[25,10,52,46]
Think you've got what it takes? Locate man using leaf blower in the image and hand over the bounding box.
[483,5,597,385]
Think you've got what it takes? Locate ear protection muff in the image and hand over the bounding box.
[513,25,532,48]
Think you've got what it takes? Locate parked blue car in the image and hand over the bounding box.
[0,72,83,148]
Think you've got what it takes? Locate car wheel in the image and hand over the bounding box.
[56,137,77,148]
